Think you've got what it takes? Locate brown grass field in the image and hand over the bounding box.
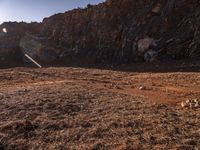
[0,63,200,149]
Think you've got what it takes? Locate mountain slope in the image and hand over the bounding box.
[0,0,200,66]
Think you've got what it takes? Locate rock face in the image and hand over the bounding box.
[0,0,200,67]
[40,0,200,65]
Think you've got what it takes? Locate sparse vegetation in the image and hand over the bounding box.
[0,63,199,149]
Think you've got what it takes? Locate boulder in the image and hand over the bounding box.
[137,38,157,54]
[144,50,158,62]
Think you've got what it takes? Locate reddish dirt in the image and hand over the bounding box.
[0,64,200,149]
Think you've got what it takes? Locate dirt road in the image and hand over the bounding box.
[0,66,199,149]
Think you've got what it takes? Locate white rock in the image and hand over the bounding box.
[194,103,199,108]
[137,37,157,53]
[181,102,186,108]
[182,99,199,109]
[185,99,190,104]
[139,86,145,90]
[193,99,198,103]
[152,3,161,14]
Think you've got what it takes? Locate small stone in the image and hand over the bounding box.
[181,99,200,109]
[185,99,190,104]
[194,103,199,108]
[139,86,145,90]
[193,99,198,103]
[189,103,193,108]
[181,102,186,108]
[152,3,161,14]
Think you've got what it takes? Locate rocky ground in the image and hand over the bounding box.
[0,62,200,149]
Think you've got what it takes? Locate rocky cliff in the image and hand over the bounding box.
[0,0,200,67]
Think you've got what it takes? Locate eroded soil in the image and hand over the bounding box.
[0,65,200,149]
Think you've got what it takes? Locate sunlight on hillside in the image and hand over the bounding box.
[2,28,7,33]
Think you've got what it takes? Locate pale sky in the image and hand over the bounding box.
[0,0,104,24]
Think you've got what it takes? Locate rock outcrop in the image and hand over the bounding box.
[0,0,200,67]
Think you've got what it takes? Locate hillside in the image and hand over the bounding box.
[0,0,200,67]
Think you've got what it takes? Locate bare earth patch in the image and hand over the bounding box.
[0,66,199,149]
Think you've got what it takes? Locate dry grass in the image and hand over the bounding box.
[0,66,199,149]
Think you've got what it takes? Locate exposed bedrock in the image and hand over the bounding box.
[0,0,200,67]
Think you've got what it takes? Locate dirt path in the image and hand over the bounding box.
[1,68,199,104]
[0,67,200,149]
